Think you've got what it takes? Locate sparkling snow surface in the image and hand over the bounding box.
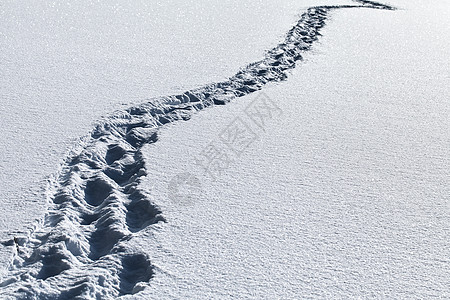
[0,0,351,262]
[1,0,449,298]
[137,1,449,298]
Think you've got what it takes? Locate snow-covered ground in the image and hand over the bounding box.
[0,0,349,274]
[0,0,449,298]
[141,1,450,298]
[1,0,343,237]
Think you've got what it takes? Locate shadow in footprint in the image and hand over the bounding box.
[80,212,99,226]
[119,254,153,295]
[85,178,113,207]
[126,199,164,232]
[103,156,145,185]
[36,246,71,280]
[88,221,127,260]
[88,198,129,260]
[105,144,128,165]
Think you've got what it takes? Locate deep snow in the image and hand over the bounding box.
[0,0,354,278]
[1,0,449,298]
[138,1,449,298]
[1,0,350,237]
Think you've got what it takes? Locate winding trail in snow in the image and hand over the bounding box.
[0,1,395,298]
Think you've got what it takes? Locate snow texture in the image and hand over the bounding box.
[1,1,425,299]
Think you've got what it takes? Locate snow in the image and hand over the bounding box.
[138,1,449,298]
[0,0,349,274]
[0,0,449,298]
[1,0,344,236]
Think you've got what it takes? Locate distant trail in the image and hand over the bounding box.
[0,1,395,299]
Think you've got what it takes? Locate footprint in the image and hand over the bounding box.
[119,254,153,295]
[84,177,113,207]
[36,246,71,280]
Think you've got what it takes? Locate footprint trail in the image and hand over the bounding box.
[0,1,395,298]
